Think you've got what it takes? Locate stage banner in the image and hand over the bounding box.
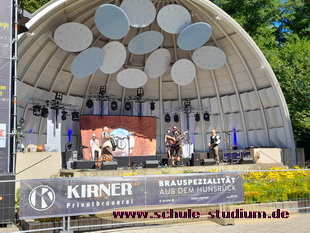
[0,0,12,173]
[80,116,156,159]
[19,172,244,219]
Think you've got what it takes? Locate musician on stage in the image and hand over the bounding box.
[101,126,113,157]
[165,129,175,158]
[170,126,184,166]
[90,134,101,160]
[208,129,221,165]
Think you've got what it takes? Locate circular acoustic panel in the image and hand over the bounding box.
[94,4,130,40]
[100,42,126,74]
[192,46,226,70]
[54,22,93,52]
[120,0,156,28]
[145,48,171,78]
[71,47,104,78]
[128,31,164,55]
[177,22,212,51]
[117,69,148,88]
[171,59,196,86]
[157,4,191,34]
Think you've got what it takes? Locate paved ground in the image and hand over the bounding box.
[1,212,309,233]
[87,212,310,233]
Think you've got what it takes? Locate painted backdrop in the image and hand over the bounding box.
[80,116,156,160]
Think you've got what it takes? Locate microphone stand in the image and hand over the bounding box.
[223,131,232,164]
[127,135,130,167]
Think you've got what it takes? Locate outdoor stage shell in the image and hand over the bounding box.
[16,0,295,163]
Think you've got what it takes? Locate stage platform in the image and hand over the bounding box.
[60,162,287,178]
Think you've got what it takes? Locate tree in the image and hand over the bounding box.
[21,0,51,13]
[267,35,310,140]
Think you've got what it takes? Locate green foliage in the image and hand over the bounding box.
[15,189,20,213]
[21,0,51,13]
[265,35,310,140]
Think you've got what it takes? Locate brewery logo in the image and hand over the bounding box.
[29,185,55,211]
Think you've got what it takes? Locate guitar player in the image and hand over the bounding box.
[169,126,186,166]
[208,129,221,165]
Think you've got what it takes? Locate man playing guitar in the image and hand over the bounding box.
[169,126,187,166]
[208,129,221,165]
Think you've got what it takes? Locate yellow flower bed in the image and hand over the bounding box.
[243,166,310,203]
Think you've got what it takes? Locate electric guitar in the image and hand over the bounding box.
[209,135,221,150]
[209,143,217,150]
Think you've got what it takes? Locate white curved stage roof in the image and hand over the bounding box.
[17,0,295,160]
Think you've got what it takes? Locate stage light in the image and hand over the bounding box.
[111,101,118,111]
[184,99,191,108]
[55,92,63,101]
[61,111,67,121]
[203,112,210,121]
[41,107,49,118]
[72,111,79,122]
[164,113,171,123]
[86,99,94,108]
[174,114,179,122]
[150,101,155,111]
[195,113,200,122]
[137,87,144,97]
[125,101,131,111]
[99,86,106,95]
[33,105,41,116]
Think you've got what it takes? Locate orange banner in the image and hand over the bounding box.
[80,116,156,160]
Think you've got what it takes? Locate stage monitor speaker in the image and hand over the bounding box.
[241,157,254,164]
[143,160,159,168]
[101,161,118,170]
[73,161,95,169]
[0,174,15,225]
[190,153,201,166]
[201,158,215,166]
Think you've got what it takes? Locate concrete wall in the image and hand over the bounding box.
[15,152,61,189]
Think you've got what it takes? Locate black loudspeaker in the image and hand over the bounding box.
[190,153,201,166]
[241,157,254,164]
[201,158,215,166]
[161,158,172,166]
[143,160,159,168]
[73,161,95,169]
[0,174,15,225]
[101,161,118,170]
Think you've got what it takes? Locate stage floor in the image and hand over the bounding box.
[60,162,287,178]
